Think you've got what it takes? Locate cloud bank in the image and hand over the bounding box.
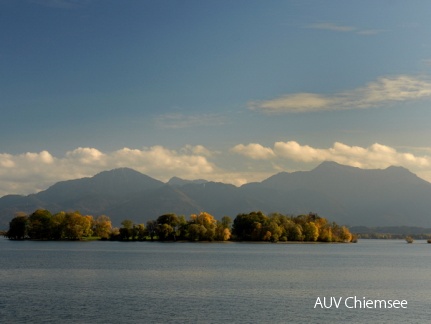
[1,141,431,196]
[232,141,431,171]
[0,146,218,196]
[249,75,431,113]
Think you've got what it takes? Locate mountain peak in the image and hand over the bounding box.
[168,176,208,187]
[92,167,144,180]
[312,161,354,172]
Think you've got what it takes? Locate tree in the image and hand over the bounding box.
[215,220,231,241]
[51,212,66,240]
[177,215,188,240]
[27,209,52,240]
[220,216,232,229]
[232,211,268,241]
[157,223,174,241]
[318,225,333,242]
[265,221,283,242]
[286,223,304,241]
[63,212,93,240]
[189,212,217,241]
[136,224,146,241]
[119,219,134,240]
[94,215,112,239]
[7,214,28,240]
[156,214,179,241]
[188,224,207,241]
[336,226,353,242]
[302,222,319,242]
[146,220,157,241]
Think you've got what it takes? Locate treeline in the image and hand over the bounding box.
[4,209,356,243]
[350,226,431,239]
[5,210,112,240]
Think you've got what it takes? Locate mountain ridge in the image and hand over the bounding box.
[1,162,431,228]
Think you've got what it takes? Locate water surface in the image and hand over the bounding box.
[1,239,429,323]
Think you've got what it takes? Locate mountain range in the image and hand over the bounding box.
[1,161,431,228]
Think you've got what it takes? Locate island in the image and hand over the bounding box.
[4,209,356,243]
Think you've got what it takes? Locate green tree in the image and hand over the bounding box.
[266,221,283,242]
[232,211,268,241]
[156,214,179,241]
[188,224,207,241]
[51,212,66,240]
[220,216,232,229]
[136,224,146,241]
[27,209,52,240]
[119,219,134,240]
[146,220,157,241]
[158,223,174,241]
[7,214,28,240]
[286,223,304,241]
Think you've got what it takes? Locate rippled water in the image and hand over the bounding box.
[1,239,430,323]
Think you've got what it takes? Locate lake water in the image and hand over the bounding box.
[0,239,430,323]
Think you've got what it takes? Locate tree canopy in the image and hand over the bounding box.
[5,209,355,243]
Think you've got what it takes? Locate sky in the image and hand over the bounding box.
[2,0,431,196]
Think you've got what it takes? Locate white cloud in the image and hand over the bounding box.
[110,146,215,178]
[230,143,276,160]
[0,146,219,196]
[249,75,431,113]
[66,147,106,165]
[3,141,431,197]
[181,145,214,157]
[232,141,431,178]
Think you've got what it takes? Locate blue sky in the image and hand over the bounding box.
[2,0,431,195]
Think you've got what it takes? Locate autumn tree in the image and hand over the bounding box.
[302,222,319,242]
[265,220,283,242]
[94,215,112,239]
[189,212,217,241]
[215,219,231,241]
[63,212,93,240]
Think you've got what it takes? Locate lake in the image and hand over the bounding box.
[0,239,430,323]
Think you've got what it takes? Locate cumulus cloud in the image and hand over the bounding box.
[230,143,276,160]
[3,141,431,197]
[232,141,431,175]
[249,75,431,113]
[0,146,219,196]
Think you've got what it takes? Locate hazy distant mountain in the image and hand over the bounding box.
[167,176,208,187]
[1,162,431,228]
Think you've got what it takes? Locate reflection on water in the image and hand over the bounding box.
[1,239,430,323]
